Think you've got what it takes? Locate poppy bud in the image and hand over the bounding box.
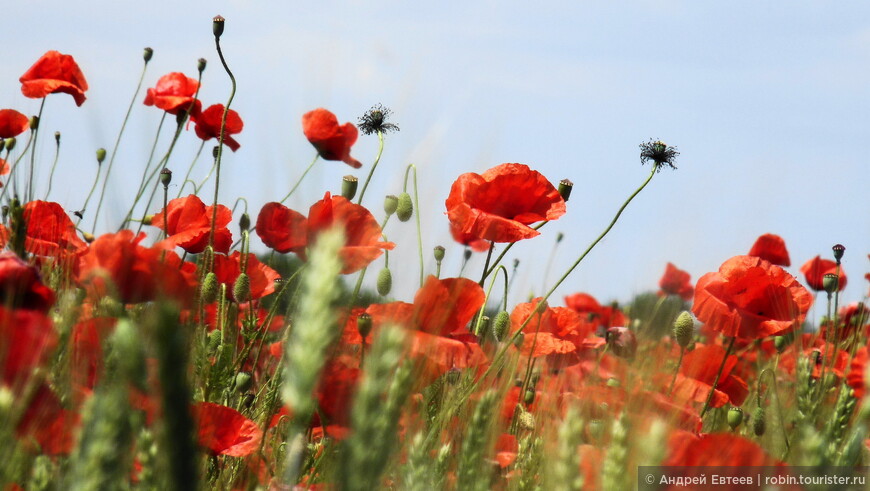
[197,58,207,74]
[396,192,413,222]
[233,273,251,303]
[4,138,15,151]
[433,245,445,262]
[518,410,535,431]
[464,249,472,261]
[54,131,60,144]
[234,213,250,234]
[556,232,564,243]
[160,168,172,189]
[523,389,536,405]
[83,232,95,243]
[29,115,39,130]
[832,244,845,263]
[233,372,253,393]
[341,175,358,200]
[142,214,153,225]
[727,407,743,430]
[143,47,153,63]
[383,195,399,216]
[513,332,525,348]
[558,179,573,201]
[492,311,510,342]
[673,311,694,348]
[823,273,839,294]
[357,313,372,339]
[753,407,766,436]
[606,378,620,388]
[774,335,790,353]
[213,15,225,38]
[377,267,392,296]
[207,329,222,354]
[96,148,107,164]
[201,272,219,304]
[212,146,220,159]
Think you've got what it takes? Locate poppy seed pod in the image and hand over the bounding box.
[377,267,392,296]
[200,272,219,304]
[727,407,744,430]
[396,192,413,222]
[513,332,525,348]
[558,179,573,201]
[383,195,399,216]
[213,15,225,38]
[673,311,694,348]
[96,148,106,164]
[518,410,535,431]
[4,138,15,151]
[197,58,207,74]
[433,245,445,262]
[233,372,252,393]
[238,213,250,232]
[233,273,251,303]
[774,335,790,353]
[160,168,172,188]
[357,313,372,339]
[492,311,511,342]
[54,131,60,144]
[523,389,536,405]
[753,407,766,436]
[823,273,840,294]
[143,47,153,63]
[341,175,358,201]
[29,115,39,131]
[833,244,845,263]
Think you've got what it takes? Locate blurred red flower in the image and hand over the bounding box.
[658,262,693,301]
[193,104,243,151]
[16,384,79,455]
[0,251,55,312]
[800,255,847,292]
[693,255,812,339]
[449,222,489,252]
[23,200,87,257]
[19,51,88,106]
[669,343,748,408]
[152,194,233,254]
[0,307,56,390]
[847,346,870,398]
[76,230,197,304]
[510,298,603,368]
[302,108,362,168]
[446,163,566,243]
[748,233,790,267]
[143,72,201,117]
[255,193,394,274]
[665,431,780,466]
[212,251,280,301]
[193,402,262,457]
[0,109,29,138]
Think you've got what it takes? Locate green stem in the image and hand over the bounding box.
[478,242,496,286]
[43,132,61,200]
[280,153,319,204]
[481,221,548,282]
[209,31,237,250]
[668,347,685,396]
[118,113,166,230]
[404,164,424,286]
[356,130,384,205]
[177,141,206,198]
[78,156,103,225]
[700,336,737,418]
[26,98,46,203]
[92,55,150,232]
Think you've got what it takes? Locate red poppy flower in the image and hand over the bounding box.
[446,163,566,243]
[151,195,232,254]
[302,108,362,168]
[748,233,790,267]
[193,104,243,151]
[449,222,489,252]
[193,402,263,457]
[669,343,748,408]
[658,262,693,301]
[847,346,870,398]
[23,200,87,257]
[0,251,54,312]
[19,51,88,106]
[256,193,394,275]
[69,317,116,393]
[143,72,201,117]
[0,109,29,138]
[510,298,603,367]
[564,292,602,315]
[800,255,847,292]
[16,384,79,455]
[665,431,780,466]
[212,251,280,301]
[692,255,812,339]
[0,307,56,390]
[76,230,197,304]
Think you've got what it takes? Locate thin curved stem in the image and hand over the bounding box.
[43,133,61,200]
[356,130,384,205]
[118,113,166,230]
[27,98,46,202]
[280,153,319,204]
[209,30,238,250]
[177,141,206,198]
[700,336,737,418]
[404,164,424,286]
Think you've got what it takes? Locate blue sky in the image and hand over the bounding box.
[3,2,868,316]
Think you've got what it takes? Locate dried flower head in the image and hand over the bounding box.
[639,139,679,171]
[358,104,399,135]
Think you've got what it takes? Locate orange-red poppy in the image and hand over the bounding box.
[212,251,280,301]
[143,72,201,117]
[800,255,847,292]
[510,298,603,368]
[658,262,693,301]
[193,402,263,457]
[302,108,361,168]
[692,255,812,339]
[151,195,233,254]
[16,384,80,455]
[193,104,243,151]
[256,193,394,275]
[0,251,55,312]
[665,431,781,466]
[669,343,748,408]
[0,109,29,138]
[446,163,566,243]
[76,230,197,304]
[19,51,88,106]
[748,233,791,267]
[0,307,56,390]
[23,200,87,257]
[449,221,490,252]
